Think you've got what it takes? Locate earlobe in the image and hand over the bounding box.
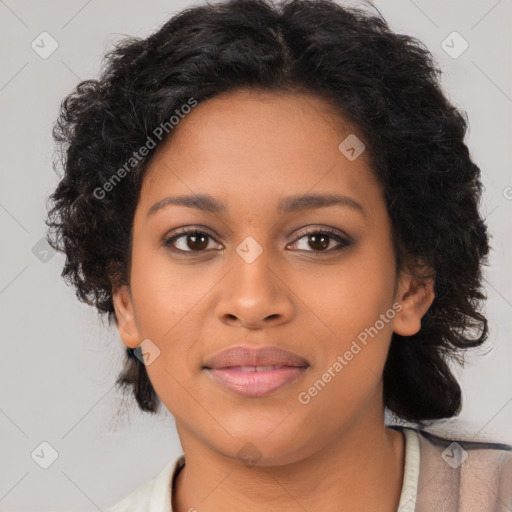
[112,284,140,349]
[393,270,435,337]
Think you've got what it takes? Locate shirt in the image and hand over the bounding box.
[106,425,512,511]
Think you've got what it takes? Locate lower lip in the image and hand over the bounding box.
[205,366,308,397]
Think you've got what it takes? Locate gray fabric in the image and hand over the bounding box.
[390,425,512,511]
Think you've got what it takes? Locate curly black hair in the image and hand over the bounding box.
[45,0,490,427]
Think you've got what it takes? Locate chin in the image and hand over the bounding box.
[211,429,316,468]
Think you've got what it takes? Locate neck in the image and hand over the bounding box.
[172,410,405,512]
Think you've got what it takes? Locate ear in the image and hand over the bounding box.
[392,265,435,337]
[112,284,141,349]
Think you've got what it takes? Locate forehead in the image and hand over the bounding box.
[137,89,381,217]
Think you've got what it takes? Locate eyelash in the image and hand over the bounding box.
[162,227,353,255]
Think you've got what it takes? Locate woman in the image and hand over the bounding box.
[45,0,512,510]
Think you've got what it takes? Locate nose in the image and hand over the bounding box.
[214,249,295,329]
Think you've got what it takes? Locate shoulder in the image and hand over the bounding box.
[106,455,185,512]
[107,478,155,512]
[416,427,512,467]
[412,427,512,510]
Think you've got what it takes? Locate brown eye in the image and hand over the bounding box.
[306,233,330,251]
[184,232,209,251]
[163,229,221,253]
[289,228,353,253]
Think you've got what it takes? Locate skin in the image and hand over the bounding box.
[112,89,435,512]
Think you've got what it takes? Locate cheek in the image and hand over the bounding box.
[292,239,396,345]
[127,246,205,390]
[288,240,398,415]
[294,264,397,437]
[129,241,205,333]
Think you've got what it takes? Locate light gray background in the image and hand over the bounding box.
[0,0,511,510]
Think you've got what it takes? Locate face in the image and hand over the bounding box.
[113,89,433,465]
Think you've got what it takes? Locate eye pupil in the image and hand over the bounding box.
[187,232,209,251]
[308,234,329,251]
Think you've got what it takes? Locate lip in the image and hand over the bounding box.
[203,346,309,398]
[203,346,309,369]
[206,366,308,397]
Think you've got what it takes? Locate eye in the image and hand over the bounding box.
[162,226,353,255]
[288,228,353,253]
[163,228,222,253]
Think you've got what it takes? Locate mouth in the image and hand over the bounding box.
[202,346,309,397]
[204,365,309,397]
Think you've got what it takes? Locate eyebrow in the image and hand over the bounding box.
[146,192,365,217]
